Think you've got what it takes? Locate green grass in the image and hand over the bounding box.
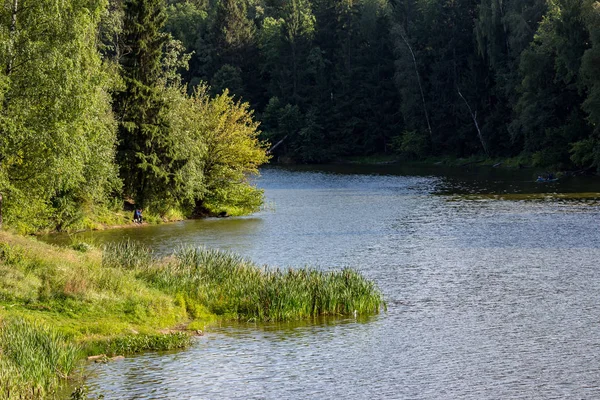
[86,333,192,357]
[0,231,385,398]
[13,201,189,235]
[135,247,385,322]
[102,240,154,270]
[0,317,80,399]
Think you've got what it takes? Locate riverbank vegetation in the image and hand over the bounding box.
[0,0,269,234]
[0,231,385,397]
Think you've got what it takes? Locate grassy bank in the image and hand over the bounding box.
[21,203,189,236]
[0,231,385,398]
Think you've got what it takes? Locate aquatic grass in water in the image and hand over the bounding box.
[134,246,385,322]
[102,239,153,270]
[0,230,384,397]
[89,333,192,357]
[0,317,81,399]
[101,242,384,321]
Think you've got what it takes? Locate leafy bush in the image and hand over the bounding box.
[393,130,430,159]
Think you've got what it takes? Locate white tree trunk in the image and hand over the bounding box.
[457,85,489,157]
[398,28,433,140]
[7,0,18,75]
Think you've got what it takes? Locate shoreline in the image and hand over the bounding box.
[29,155,597,237]
[0,230,385,398]
[294,154,598,175]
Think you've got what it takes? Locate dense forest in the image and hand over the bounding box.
[0,0,599,231]
[162,0,599,167]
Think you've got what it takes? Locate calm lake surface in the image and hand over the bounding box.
[69,165,600,399]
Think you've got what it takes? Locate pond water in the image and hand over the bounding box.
[68,165,600,399]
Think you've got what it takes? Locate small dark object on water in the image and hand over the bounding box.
[217,211,228,218]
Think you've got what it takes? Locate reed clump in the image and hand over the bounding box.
[102,240,153,270]
[87,332,192,357]
[0,317,80,399]
[125,246,385,322]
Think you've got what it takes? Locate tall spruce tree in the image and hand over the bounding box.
[114,0,178,209]
[209,0,258,101]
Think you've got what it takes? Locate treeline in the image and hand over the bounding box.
[163,0,600,167]
[2,0,599,231]
[0,0,269,232]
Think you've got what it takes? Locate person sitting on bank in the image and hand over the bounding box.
[133,209,143,223]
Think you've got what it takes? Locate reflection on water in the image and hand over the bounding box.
[75,165,600,399]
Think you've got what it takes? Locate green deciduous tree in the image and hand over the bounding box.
[511,0,591,168]
[161,0,600,169]
[571,0,600,170]
[0,0,119,232]
[167,86,270,216]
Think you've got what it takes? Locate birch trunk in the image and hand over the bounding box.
[398,29,433,140]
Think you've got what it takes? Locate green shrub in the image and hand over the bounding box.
[393,130,430,159]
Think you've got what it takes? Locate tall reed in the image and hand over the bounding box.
[0,317,80,399]
[103,244,385,322]
[102,239,153,270]
[90,332,192,357]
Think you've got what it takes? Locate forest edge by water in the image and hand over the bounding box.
[3,0,600,234]
[2,0,600,397]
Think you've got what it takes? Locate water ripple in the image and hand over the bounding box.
[84,166,600,399]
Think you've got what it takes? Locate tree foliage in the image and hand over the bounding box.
[0,0,270,231]
[3,0,600,230]
[165,85,270,215]
[0,0,119,231]
[162,0,600,170]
